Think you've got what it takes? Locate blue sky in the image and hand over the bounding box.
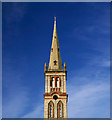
[2,2,110,118]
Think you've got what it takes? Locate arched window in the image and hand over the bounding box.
[52,77,55,88]
[48,101,54,118]
[50,80,52,87]
[50,105,52,117]
[56,77,59,88]
[57,101,63,118]
[59,104,61,117]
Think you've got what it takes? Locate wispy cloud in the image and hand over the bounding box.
[87,57,110,68]
[3,86,29,118]
[67,49,110,117]
[2,66,30,118]
[67,21,110,117]
[100,60,110,67]
[67,81,110,118]
[3,2,28,39]
[3,62,44,118]
[22,103,44,118]
[4,3,27,23]
[71,6,109,56]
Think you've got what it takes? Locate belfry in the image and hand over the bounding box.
[44,17,68,118]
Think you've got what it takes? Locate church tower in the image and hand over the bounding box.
[44,17,68,118]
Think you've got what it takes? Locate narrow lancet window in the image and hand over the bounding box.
[56,77,59,88]
[48,101,54,118]
[50,80,52,87]
[50,105,52,117]
[59,104,61,117]
[57,101,63,118]
[52,77,55,88]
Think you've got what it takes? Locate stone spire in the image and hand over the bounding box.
[48,17,62,70]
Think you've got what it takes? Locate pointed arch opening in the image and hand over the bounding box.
[50,77,55,88]
[52,77,55,88]
[56,77,59,88]
[48,101,54,118]
[57,101,63,118]
[50,76,61,92]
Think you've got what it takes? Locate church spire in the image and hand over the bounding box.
[48,17,62,70]
[44,17,68,118]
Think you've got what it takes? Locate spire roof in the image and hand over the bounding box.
[48,17,62,70]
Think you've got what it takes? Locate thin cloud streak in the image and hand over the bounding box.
[5,3,27,23]
[22,103,44,118]
[100,60,110,67]
[67,80,110,117]
[3,88,29,118]
[67,54,110,117]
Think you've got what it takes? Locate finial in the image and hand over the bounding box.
[64,62,67,71]
[54,16,56,23]
[44,62,47,73]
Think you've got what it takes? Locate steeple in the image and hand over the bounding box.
[44,17,68,119]
[48,17,62,70]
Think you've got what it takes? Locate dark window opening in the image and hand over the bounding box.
[50,105,52,117]
[50,80,52,87]
[59,104,61,117]
[53,95,58,100]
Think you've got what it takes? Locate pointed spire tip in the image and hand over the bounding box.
[54,16,56,22]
